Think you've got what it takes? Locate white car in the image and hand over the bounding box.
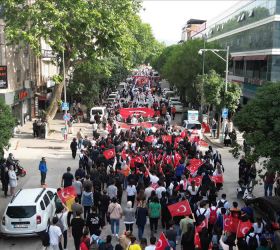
[90,106,108,123]
[170,101,184,113]
[183,120,203,139]
[162,88,170,93]
[169,96,180,102]
[1,188,57,236]
[108,93,117,99]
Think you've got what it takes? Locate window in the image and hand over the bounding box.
[40,201,45,210]
[47,191,54,200]
[248,10,254,17]
[43,194,50,207]
[6,206,36,218]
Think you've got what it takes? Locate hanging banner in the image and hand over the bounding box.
[119,107,155,119]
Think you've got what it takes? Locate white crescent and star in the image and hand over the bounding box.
[177,205,187,213]
[156,239,162,248]
[241,226,250,235]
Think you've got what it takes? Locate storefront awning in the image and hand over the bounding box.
[232,56,244,61]
[244,55,267,61]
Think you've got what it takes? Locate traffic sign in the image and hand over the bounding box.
[61,102,69,111]
[222,108,228,119]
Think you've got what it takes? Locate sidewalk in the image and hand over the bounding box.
[203,129,244,148]
[9,115,94,152]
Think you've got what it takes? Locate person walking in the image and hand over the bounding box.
[136,199,148,240]
[107,197,122,237]
[171,105,176,120]
[76,129,84,149]
[38,157,47,186]
[71,211,85,250]
[70,138,78,159]
[263,170,275,197]
[73,176,83,202]
[8,165,17,196]
[61,167,74,188]
[148,196,161,234]
[123,201,135,232]
[56,207,69,250]
[86,206,104,236]
[81,186,94,220]
[48,217,62,250]
[126,180,137,208]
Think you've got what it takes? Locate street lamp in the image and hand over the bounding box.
[198,45,230,141]
[198,46,229,92]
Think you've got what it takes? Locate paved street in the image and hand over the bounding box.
[0,111,264,250]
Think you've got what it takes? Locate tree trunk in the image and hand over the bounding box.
[45,82,64,123]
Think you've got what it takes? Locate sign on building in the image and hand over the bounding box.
[0,66,8,89]
[188,110,199,122]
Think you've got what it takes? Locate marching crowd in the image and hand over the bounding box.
[35,74,280,250]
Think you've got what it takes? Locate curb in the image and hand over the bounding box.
[203,134,224,148]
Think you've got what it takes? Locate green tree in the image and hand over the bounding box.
[0,100,16,157]
[233,82,280,170]
[1,0,140,121]
[154,39,225,104]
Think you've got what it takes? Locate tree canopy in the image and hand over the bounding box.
[0,0,162,121]
[234,82,280,170]
[152,39,225,104]
[0,100,16,157]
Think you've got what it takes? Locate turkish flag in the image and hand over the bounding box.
[181,130,187,138]
[121,150,127,160]
[188,158,203,174]
[162,135,172,144]
[175,136,182,143]
[155,232,169,250]
[194,227,201,249]
[188,176,202,187]
[174,152,182,167]
[223,214,234,232]
[145,135,154,143]
[196,218,208,232]
[133,155,144,164]
[57,186,77,203]
[103,148,116,159]
[236,220,252,238]
[199,139,208,147]
[211,175,224,184]
[168,200,192,217]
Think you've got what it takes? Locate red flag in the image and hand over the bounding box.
[196,218,208,232]
[211,175,224,184]
[162,135,172,144]
[236,220,252,238]
[223,214,234,232]
[57,186,77,203]
[181,130,187,138]
[174,152,182,167]
[194,227,201,249]
[188,176,202,187]
[188,158,203,174]
[121,150,127,160]
[168,200,192,217]
[199,139,208,147]
[145,135,154,143]
[133,155,144,164]
[175,136,182,143]
[155,232,169,250]
[103,148,116,159]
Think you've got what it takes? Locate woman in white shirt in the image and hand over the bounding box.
[8,165,17,196]
[126,180,137,208]
[187,180,199,203]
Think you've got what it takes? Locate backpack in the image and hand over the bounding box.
[209,207,218,224]
[196,209,207,225]
[39,225,50,247]
[55,213,64,232]
[217,199,227,208]
[248,234,258,250]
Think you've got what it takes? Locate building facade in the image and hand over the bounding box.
[196,0,280,103]
[0,19,58,125]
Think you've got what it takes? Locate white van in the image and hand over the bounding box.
[90,106,107,124]
[117,82,128,91]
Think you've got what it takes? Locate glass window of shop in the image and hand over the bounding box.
[217,22,273,53]
[207,0,277,39]
[245,60,268,80]
[270,55,280,81]
[234,60,244,76]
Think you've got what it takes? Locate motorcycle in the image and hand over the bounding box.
[6,159,27,177]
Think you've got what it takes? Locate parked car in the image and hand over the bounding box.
[1,188,57,236]
[90,106,108,124]
[170,101,184,113]
[183,120,202,138]
[244,196,280,226]
[169,96,180,102]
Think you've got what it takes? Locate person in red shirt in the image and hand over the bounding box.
[171,106,176,120]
